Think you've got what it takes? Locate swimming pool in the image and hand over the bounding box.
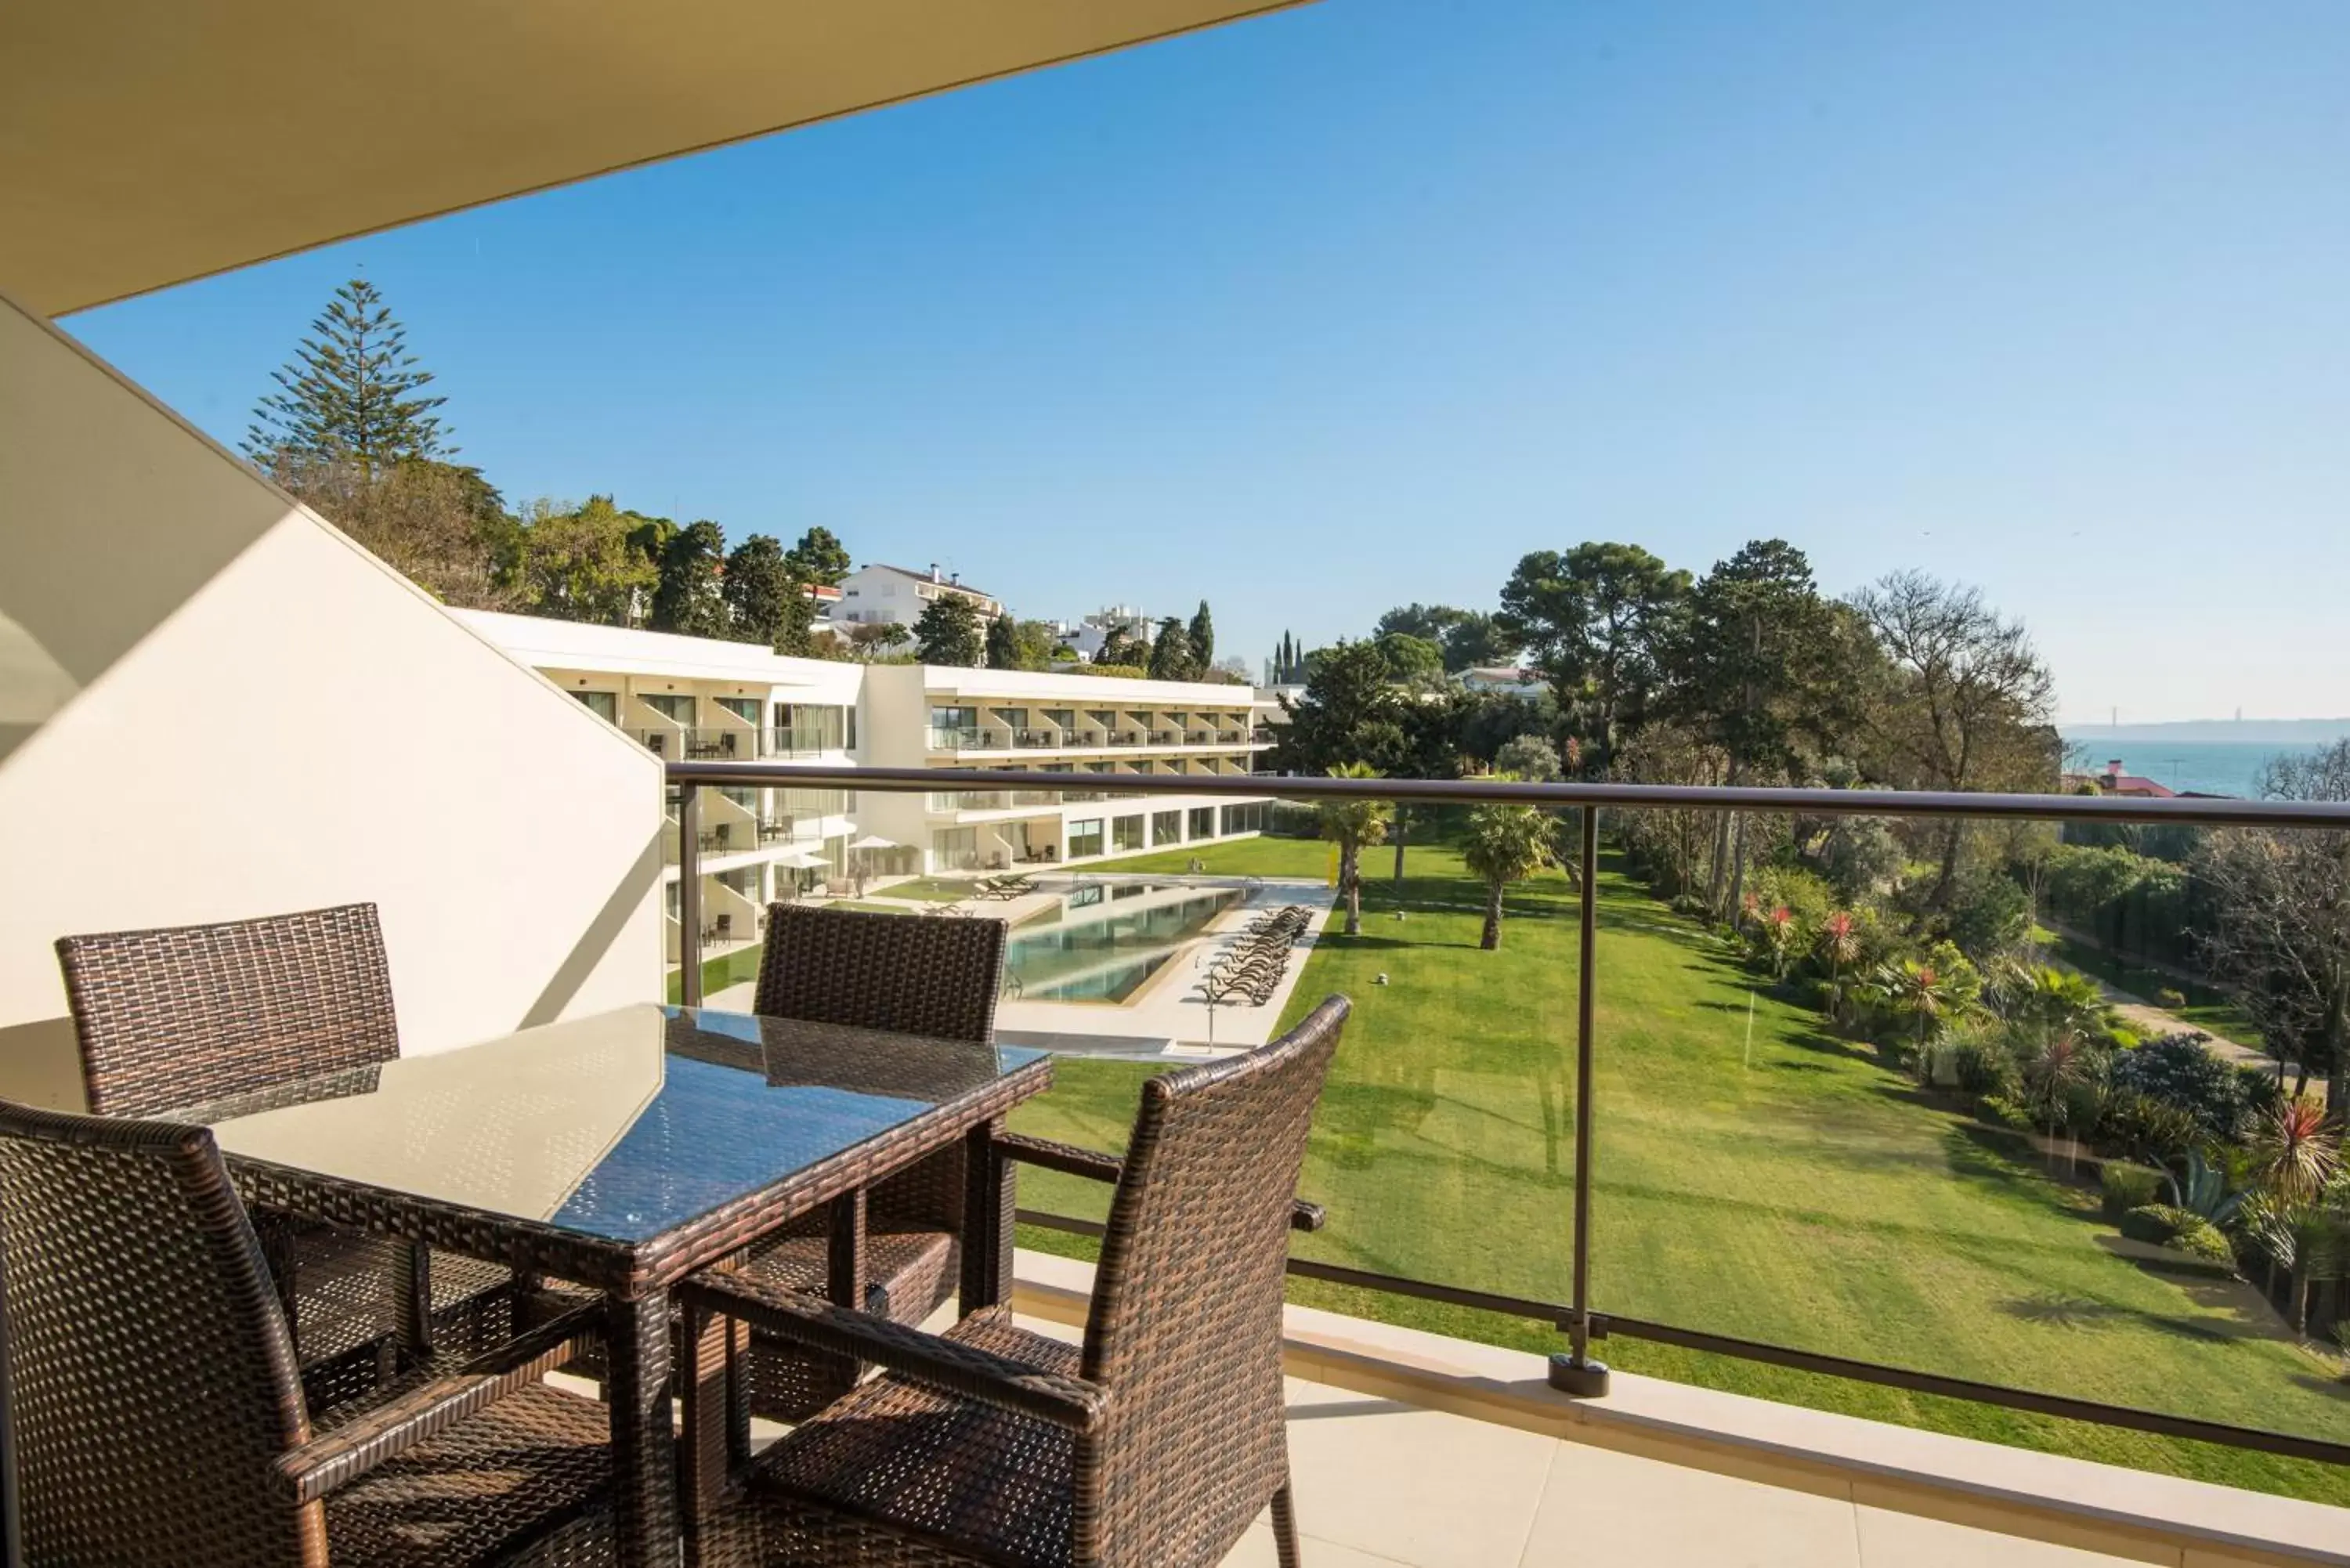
[1004,881,1246,1003]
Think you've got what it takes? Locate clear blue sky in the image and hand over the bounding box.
[64,0,2350,724]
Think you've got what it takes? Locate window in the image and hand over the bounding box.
[1112,816,1144,851]
[995,707,1029,730]
[929,705,978,747]
[1152,810,1183,844]
[845,707,857,750]
[641,693,695,724]
[1221,803,1265,836]
[1068,818,1104,858]
[572,691,618,724]
[715,696,759,725]
[931,826,980,871]
[1043,708,1075,730]
[1190,807,1216,839]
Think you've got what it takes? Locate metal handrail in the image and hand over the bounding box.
[666,760,2350,830]
[663,758,2350,1465]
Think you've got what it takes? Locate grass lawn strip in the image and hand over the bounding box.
[1007,834,2350,1503]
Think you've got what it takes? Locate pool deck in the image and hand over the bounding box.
[708,875,1336,1060]
[995,876,1336,1058]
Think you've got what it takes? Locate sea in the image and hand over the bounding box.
[2059,739,2334,800]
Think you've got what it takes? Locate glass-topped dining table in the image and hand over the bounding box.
[168,1003,1054,1568]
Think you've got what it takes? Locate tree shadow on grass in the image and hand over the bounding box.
[1313,933,1484,952]
[1996,1292,2240,1346]
[2287,1374,2350,1403]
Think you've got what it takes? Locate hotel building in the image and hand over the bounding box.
[450,612,1279,959]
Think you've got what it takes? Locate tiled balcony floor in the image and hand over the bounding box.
[1213,1373,2141,1568]
[992,1317,2159,1568]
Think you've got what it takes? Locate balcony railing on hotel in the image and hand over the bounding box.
[635,725,847,760]
[663,757,2350,1487]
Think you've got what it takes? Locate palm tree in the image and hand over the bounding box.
[2250,1097,2341,1209]
[1315,762,1393,937]
[1816,909,1863,1024]
[2019,966,2110,1042]
[1461,797,1558,951]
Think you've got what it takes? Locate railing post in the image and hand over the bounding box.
[1551,804,1610,1396]
[678,782,704,1009]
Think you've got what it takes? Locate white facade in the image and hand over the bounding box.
[832,562,1002,627]
[0,300,664,1109]
[453,615,1281,959]
[859,663,1277,875]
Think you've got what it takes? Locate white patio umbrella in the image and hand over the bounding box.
[771,845,827,901]
[847,833,898,894]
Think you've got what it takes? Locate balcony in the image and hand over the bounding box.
[1001,1251,2343,1568]
[667,759,2350,1551]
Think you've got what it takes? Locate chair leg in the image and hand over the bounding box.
[1271,1482,1302,1568]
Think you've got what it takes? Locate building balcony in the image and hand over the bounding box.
[990,1249,2347,1568]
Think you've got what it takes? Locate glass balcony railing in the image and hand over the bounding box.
[660,761,2350,1505]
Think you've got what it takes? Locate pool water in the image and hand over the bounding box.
[1004,882,1245,1003]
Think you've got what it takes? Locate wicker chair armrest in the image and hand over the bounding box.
[993,1132,1324,1230]
[273,1300,603,1503]
[680,1269,1108,1433]
[991,1131,1123,1183]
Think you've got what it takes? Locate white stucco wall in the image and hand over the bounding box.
[0,292,665,1108]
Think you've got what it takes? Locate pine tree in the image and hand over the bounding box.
[1187,599,1215,670]
[722,534,799,648]
[912,595,985,667]
[244,279,450,475]
[650,520,729,636]
[785,526,853,586]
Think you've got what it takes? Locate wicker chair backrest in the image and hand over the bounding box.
[0,1101,318,1564]
[754,905,1004,1044]
[1077,995,1349,1568]
[56,902,400,1117]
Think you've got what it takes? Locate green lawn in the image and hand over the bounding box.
[667,941,764,1004]
[1007,836,2350,1502]
[873,876,978,903]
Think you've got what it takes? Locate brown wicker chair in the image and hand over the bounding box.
[54,903,507,1381]
[0,1099,620,1566]
[684,993,1350,1568]
[732,902,1008,1419]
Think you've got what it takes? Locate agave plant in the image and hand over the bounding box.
[2249,1097,2341,1209]
[2166,1147,2244,1227]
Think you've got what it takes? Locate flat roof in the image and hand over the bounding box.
[451,610,862,697]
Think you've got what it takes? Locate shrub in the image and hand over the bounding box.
[2236,1064,2287,1122]
[1951,1038,2021,1099]
[2099,1091,2200,1168]
[2156,987,2189,1010]
[2118,1203,2195,1245]
[1668,892,1711,919]
[2111,1032,2243,1140]
[2100,1162,2164,1219]
[1944,864,2034,961]
[1978,1095,2037,1133]
[2167,1218,2236,1264]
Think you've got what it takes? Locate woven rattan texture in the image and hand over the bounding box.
[753,1307,1081,1568]
[56,903,508,1367]
[56,903,400,1117]
[745,905,1007,1417]
[0,1103,320,1563]
[744,996,1350,1568]
[0,1101,632,1566]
